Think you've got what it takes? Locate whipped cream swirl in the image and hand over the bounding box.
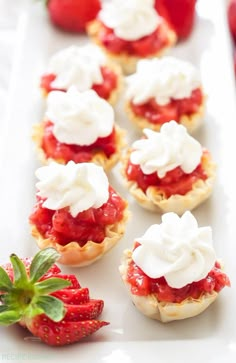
[99,0,160,41]
[47,45,106,91]
[132,211,216,288]
[46,88,114,146]
[126,57,201,105]
[130,121,202,178]
[36,161,109,218]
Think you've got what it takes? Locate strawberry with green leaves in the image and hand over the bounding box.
[0,248,108,346]
[44,0,101,33]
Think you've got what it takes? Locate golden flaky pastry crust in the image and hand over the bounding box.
[87,20,177,75]
[125,94,206,134]
[40,61,123,106]
[30,204,130,267]
[32,123,126,171]
[119,249,218,323]
[121,150,216,215]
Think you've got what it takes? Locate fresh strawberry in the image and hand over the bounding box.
[52,287,90,304]
[26,315,108,346]
[40,273,81,288]
[45,0,101,33]
[228,0,236,44]
[63,299,104,321]
[155,0,197,39]
[0,248,109,346]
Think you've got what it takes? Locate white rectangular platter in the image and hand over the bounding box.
[0,0,236,362]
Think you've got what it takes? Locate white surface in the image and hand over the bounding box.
[0,0,27,118]
[0,0,236,362]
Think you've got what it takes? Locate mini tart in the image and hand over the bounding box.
[32,122,126,171]
[87,20,176,75]
[30,194,130,267]
[31,211,129,267]
[119,249,220,323]
[121,149,216,214]
[125,89,206,133]
[40,62,123,106]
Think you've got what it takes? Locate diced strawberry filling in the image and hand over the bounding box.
[40,65,118,100]
[92,66,118,99]
[130,88,203,125]
[127,253,230,303]
[98,21,170,57]
[125,150,208,198]
[40,73,63,93]
[29,186,126,247]
[41,120,117,163]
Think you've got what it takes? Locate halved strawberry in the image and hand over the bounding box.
[0,248,109,345]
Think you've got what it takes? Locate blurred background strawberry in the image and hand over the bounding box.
[45,0,101,33]
[228,0,236,43]
[155,0,197,39]
[227,0,236,76]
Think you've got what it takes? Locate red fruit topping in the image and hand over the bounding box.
[29,186,126,246]
[41,121,117,163]
[92,66,118,100]
[130,88,203,125]
[40,74,60,93]
[126,151,208,198]
[98,21,170,57]
[127,258,230,303]
[40,65,118,100]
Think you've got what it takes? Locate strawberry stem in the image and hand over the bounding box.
[0,248,71,326]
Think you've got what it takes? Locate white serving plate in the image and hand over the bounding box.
[0,1,236,362]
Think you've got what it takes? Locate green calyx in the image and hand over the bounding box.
[42,0,49,7]
[0,248,71,326]
[34,0,49,8]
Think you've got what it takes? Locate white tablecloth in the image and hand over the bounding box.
[0,0,27,119]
